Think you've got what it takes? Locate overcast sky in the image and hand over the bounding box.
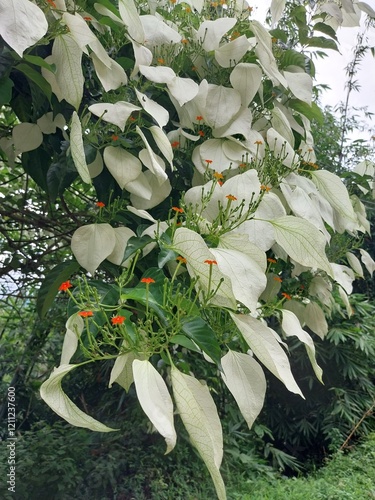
[252,0,375,139]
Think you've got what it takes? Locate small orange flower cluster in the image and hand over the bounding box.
[46,0,56,8]
[260,185,271,191]
[59,281,72,292]
[282,292,292,300]
[267,258,277,264]
[111,315,125,325]
[141,277,155,284]
[78,311,93,318]
[172,206,184,213]
[111,134,119,141]
[274,276,282,283]
[204,259,217,265]
[213,172,223,180]
[226,194,237,201]
[176,256,187,264]
[171,141,180,148]
[96,201,105,208]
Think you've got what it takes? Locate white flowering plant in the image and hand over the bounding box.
[1,0,375,497]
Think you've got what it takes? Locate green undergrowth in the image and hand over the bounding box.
[229,433,375,500]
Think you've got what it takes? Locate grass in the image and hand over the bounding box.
[228,433,375,500]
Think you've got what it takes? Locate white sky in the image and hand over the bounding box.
[252,0,375,139]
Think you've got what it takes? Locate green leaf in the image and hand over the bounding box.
[181,317,222,366]
[0,76,13,105]
[123,235,153,261]
[288,99,324,124]
[305,37,338,52]
[40,364,118,432]
[158,247,178,269]
[313,22,338,40]
[269,28,288,43]
[37,259,80,318]
[15,63,52,101]
[23,54,56,72]
[280,49,306,69]
[169,334,201,353]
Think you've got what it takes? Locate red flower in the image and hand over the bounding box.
[59,281,72,292]
[196,116,203,121]
[205,159,213,164]
[111,134,119,141]
[46,0,56,7]
[111,315,126,325]
[141,277,155,284]
[78,311,93,318]
[172,206,184,213]
[267,258,277,264]
[274,276,282,283]
[171,141,180,148]
[204,260,217,265]
[96,201,105,208]
[282,293,292,300]
[198,130,205,137]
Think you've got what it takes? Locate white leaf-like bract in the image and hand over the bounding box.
[230,313,304,397]
[70,112,92,185]
[218,232,267,272]
[103,146,142,189]
[221,350,266,429]
[109,352,138,392]
[359,249,375,277]
[60,314,84,366]
[172,228,236,309]
[118,0,144,43]
[281,310,323,383]
[133,360,177,454]
[52,34,84,110]
[284,71,312,105]
[310,170,358,232]
[135,89,169,128]
[149,126,174,167]
[91,53,128,92]
[130,171,171,209]
[304,302,328,340]
[214,35,251,68]
[211,248,266,313]
[107,227,137,266]
[171,367,226,500]
[88,102,140,132]
[168,77,200,106]
[136,126,168,184]
[267,128,297,168]
[141,14,181,47]
[230,63,262,107]
[205,85,241,129]
[196,18,237,51]
[87,151,104,179]
[271,0,286,26]
[71,223,116,275]
[62,12,97,51]
[331,263,355,295]
[0,0,48,57]
[12,123,43,155]
[270,216,333,276]
[139,65,176,84]
[40,364,118,432]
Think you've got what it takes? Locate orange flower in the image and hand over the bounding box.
[46,0,56,7]
[59,281,72,292]
[96,201,105,208]
[226,194,237,201]
[111,315,126,325]
[274,276,282,282]
[198,130,205,137]
[204,259,217,265]
[83,16,92,21]
[157,58,165,65]
[176,256,187,264]
[267,258,277,264]
[181,39,189,44]
[186,7,192,12]
[141,277,155,284]
[260,185,271,191]
[172,206,183,213]
[239,163,247,168]
[196,116,203,121]
[254,140,263,145]
[213,172,224,180]
[282,292,292,300]
[129,116,136,122]
[218,181,223,186]
[111,134,119,141]
[191,66,197,71]
[205,159,213,164]
[171,141,180,148]
[78,311,93,317]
